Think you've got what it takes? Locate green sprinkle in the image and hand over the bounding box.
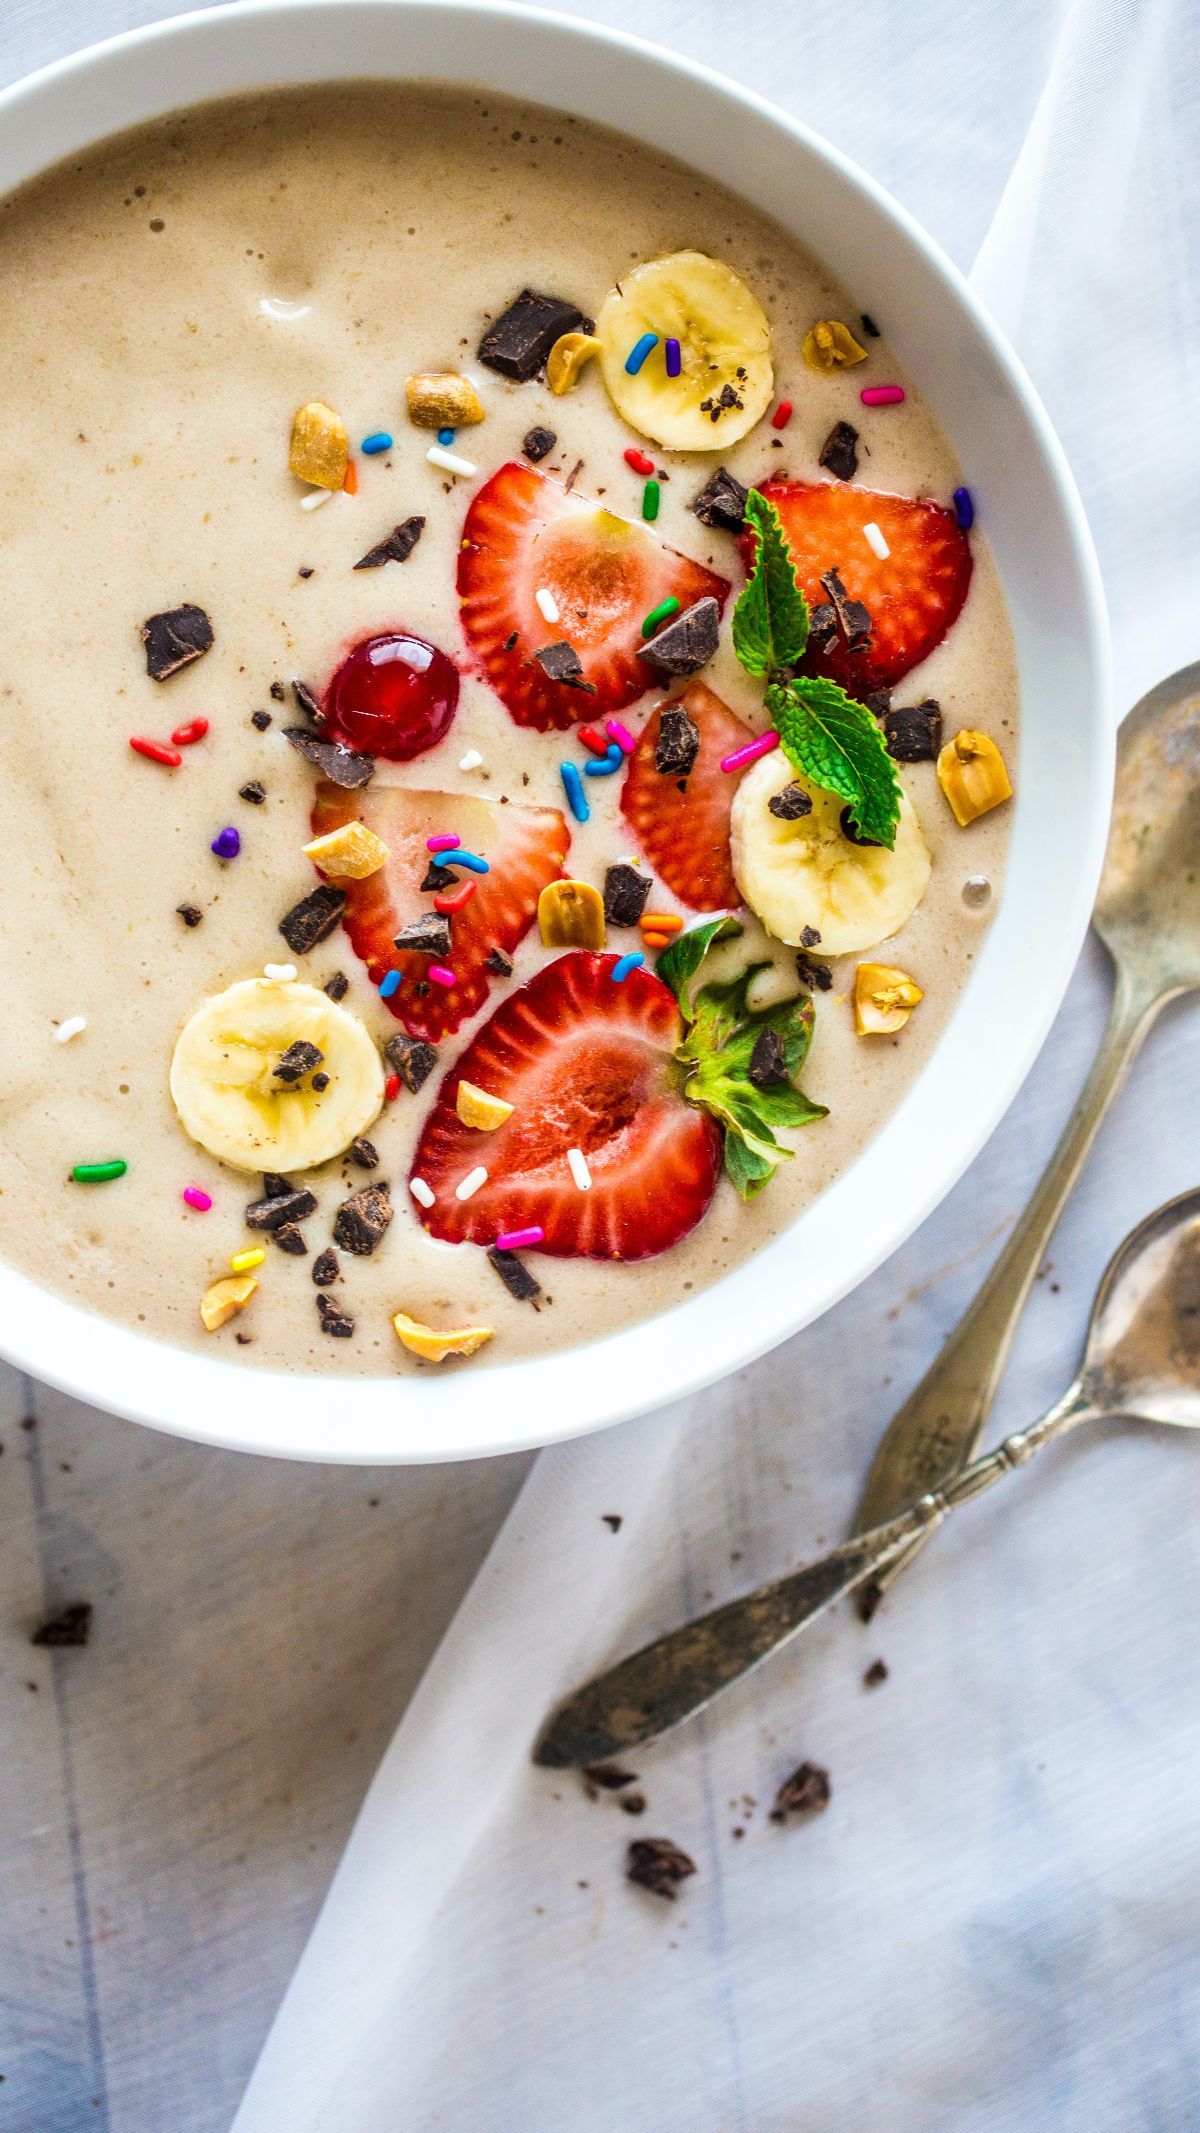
[71,1159,127,1184]
[641,479,661,523]
[641,595,680,638]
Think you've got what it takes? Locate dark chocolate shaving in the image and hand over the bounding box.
[273,1039,323,1084]
[818,419,860,482]
[820,568,872,651]
[655,704,701,779]
[699,382,743,422]
[245,1186,318,1232]
[860,313,881,338]
[485,948,513,978]
[839,806,884,848]
[533,640,595,692]
[393,912,453,958]
[883,699,942,763]
[863,1658,889,1688]
[279,884,346,955]
[140,603,213,681]
[637,597,720,679]
[291,678,325,725]
[353,515,425,570]
[251,709,272,731]
[32,1602,92,1648]
[796,951,833,993]
[690,465,748,533]
[603,863,651,928]
[488,1247,541,1302]
[799,924,822,949]
[384,1033,438,1092]
[176,902,203,928]
[421,860,456,893]
[626,1837,697,1899]
[283,728,375,789]
[584,1763,640,1791]
[769,1761,831,1823]
[311,1072,330,1092]
[768,783,813,821]
[808,602,839,654]
[273,1222,308,1255]
[238,780,266,804]
[316,1295,355,1338]
[269,681,286,702]
[323,972,349,1001]
[311,1248,340,1287]
[333,1183,394,1256]
[477,288,585,381]
[350,1136,379,1170]
[522,426,557,463]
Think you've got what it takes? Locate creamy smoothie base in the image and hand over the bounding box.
[0,83,1017,1375]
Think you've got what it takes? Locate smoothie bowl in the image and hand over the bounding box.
[0,0,1110,1462]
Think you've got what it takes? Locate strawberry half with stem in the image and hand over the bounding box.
[740,479,972,695]
[458,460,730,731]
[309,782,569,1043]
[620,680,755,911]
[411,951,722,1259]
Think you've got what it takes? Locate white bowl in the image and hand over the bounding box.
[0,0,1111,1463]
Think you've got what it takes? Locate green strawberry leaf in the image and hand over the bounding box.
[732,490,809,679]
[766,675,902,849]
[675,967,827,1201]
[656,915,742,1017]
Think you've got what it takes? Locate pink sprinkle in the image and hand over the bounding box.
[182,1186,212,1212]
[495,1225,545,1252]
[426,833,460,852]
[720,731,781,774]
[428,964,457,987]
[605,719,636,755]
[860,385,905,406]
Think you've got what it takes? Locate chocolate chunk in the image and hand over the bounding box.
[273,1222,308,1255]
[262,1172,294,1199]
[176,901,203,927]
[839,806,883,848]
[269,681,286,702]
[808,602,839,653]
[485,948,513,978]
[532,640,595,692]
[323,971,349,1002]
[799,924,822,949]
[333,1182,394,1256]
[626,1837,697,1899]
[861,312,881,338]
[140,603,213,681]
[522,425,557,463]
[273,1039,323,1084]
[384,1032,438,1092]
[298,566,315,579]
[393,912,453,958]
[655,704,700,779]
[354,515,425,570]
[316,1294,355,1338]
[283,727,375,789]
[239,779,266,804]
[311,1247,340,1287]
[503,630,519,653]
[796,951,833,993]
[863,689,892,720]
[690,465,748,533]
[279,883,346,954]
[768,783,813,821]
[603,863,651,927]
[619,1792,647,1816]
[699,382,743,422]
[350,1136,379,1170]
[477,287,585,380]
[312,1072,331,1093]
[748,1028,788,1086]
[32,1601,92,1648]
[820,568,872,650]
[863,1658,889,1688]
[883,699,942,763]
[245,1186,318,1231]
[251,708,272,731]
[637,596,720,678]
[421,860,456,892]
[818,419,860,482]
[488,1247,541,1302]
[583,1762,639,1791]
[291,678,325,725]
[769,1760,831,1823]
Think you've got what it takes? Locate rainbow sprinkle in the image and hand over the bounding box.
[560,760,589,823]
[211,826,240,859]
[641,479,660,523]
[428,965,457,988]
[664,337,682,378]
[410,1176,435,1208]
[379,970,401,999]
[610,952,644,983]
[437,427,456,446]
[54,1016,87,1045]
[567,1147,592,1191]
[438,848,489,874]
[721,731,780,774]
[427,832,461,852]
[953,486,975,529]
[624,332,658,375]
[641,596,680,638]
[361,431,392,454]
[495,1225,545,1251]
[860,385,905,407]
[584,744,624,777]
[455,1165,488,1201]
[605,719,636,754]
[230,1246,266,1274]
[72,1160,126,1184]
[182,1186,213,1212]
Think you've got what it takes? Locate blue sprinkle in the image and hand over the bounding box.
[611,952,645,983]
[559,761,590,823]
[437,427,456,446]
[664,336,682,378]
[438,848,490,874]
[584,743,625,777]
[953,485,975,530]
[379,970,401,999]
[210,826,240,859]
[360,431,393,455]
[624,332,658,376]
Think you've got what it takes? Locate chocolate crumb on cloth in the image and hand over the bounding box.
[354,515,425,570]
[655,703,701,779]
[478,287,586,380]
[883,699,943,762]
[31,1601,92,1648]
[619,1792,647,1816]
[384,1032,438,1092]
[283,728,375,789]
[626,1836,697,1899]
[818,419,860,481]
[637,596,720,678]
[863,1658,889,1688]
[583,1762,639,1791]
[140,602,213,681]
[689,464,748,532]
[316,1294,354,1337]
[279,883,347,954]
[487,1247,541,1301]
[601,1513,622,1532]
[769,1760,831,1823]
[333,1182,393,1256]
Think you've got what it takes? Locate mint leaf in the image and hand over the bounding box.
[675,966,826,1201]
[767,675,902,849]
[656,915,742,1017]
[732,491,809,679]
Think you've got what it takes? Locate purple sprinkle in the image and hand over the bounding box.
[953,485,975,530]
[664,336,682,379]
[211,826,240,859]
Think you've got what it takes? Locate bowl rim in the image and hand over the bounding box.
[0,0,1113,1463]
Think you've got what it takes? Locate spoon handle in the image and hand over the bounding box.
[850,958,1160,1604]
[534,1386,1094,1767]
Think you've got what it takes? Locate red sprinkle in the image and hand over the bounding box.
[624,447,656,476]
[771,400,793,430]
[171,717,209,747]
[433,878,477,915]
[129,736,183,767]
[385,1074,401,1102]
[577,723,609,754]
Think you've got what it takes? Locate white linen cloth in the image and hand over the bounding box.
[230,1,1200,2127]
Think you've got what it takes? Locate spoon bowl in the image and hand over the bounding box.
[1081,1188,1200,1430]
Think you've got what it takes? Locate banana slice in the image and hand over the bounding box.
[595,251,773,452]
[170,977,384,1174]
[731,756,932,956]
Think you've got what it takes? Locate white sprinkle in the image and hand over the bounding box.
[535,587,561,624]
[458,748,485,772]
[427,445,478,477]
[263,962,298,982]
[567,1147,592,1192]
[455,1165,489,1201]
[300,486,334,511]
[410,1177,435,1209]
[53,1016,87,1045]
[862,520,890,560]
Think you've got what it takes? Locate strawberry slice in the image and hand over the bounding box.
[740,479,972,695]
[619,681,754,911]
[458,460,730,731]
[309,782,569,1043]
[411,951,722,1259]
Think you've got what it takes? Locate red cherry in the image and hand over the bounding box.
[324,632,459,760]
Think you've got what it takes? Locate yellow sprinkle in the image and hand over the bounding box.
[538,879,607,949]
[229,1246,267,1274]
[455,1079,515,1132]
[802,320,868,372]
[200,1273,258,1332]
[302,819,389,880]
[546,331,603,395]
[392,1311,493,1363]
[289,400,350,489]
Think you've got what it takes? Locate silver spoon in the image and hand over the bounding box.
[535,1187,1200,1765]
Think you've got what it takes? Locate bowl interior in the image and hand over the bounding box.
[0,0,1111,1462]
